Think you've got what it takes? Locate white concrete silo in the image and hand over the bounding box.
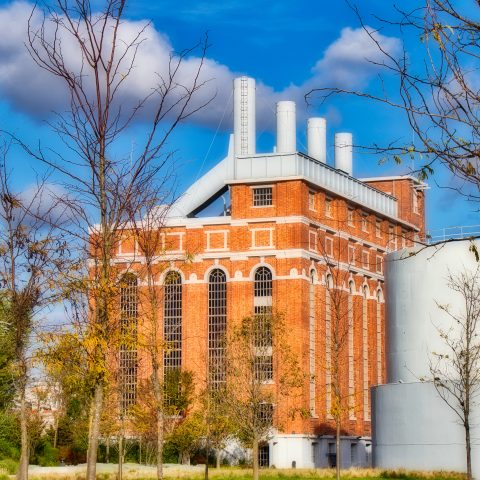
[372,240,480,477]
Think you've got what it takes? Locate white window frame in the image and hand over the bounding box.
[251,185,274,207]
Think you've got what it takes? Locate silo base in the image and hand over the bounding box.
[372,382,480,477]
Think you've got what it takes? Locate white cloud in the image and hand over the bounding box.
[0,2,401,131]
[310,26,401,90]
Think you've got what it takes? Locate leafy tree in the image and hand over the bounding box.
[167,413,205,465]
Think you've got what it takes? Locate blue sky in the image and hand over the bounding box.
[0,0,477,232]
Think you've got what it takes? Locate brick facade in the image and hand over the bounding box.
[114,174,425,441]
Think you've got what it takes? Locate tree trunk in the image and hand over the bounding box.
[252,436,259,480]
[17,388,29,480]
[216,449,221,469]
[336,420,341,480]
[106,436,110,464]
[118,434,124,480]
[139,437,141,465]
[86,383,104,480]
[156,410,164,480]
[53,415,59,449]
[465,422,472,480]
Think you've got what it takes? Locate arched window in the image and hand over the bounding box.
[254,266,272,297]
[164,271,182,374]
[208,269,227,388]
[254,266,273,382]
[119,273,138,413]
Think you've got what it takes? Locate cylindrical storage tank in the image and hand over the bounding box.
[373,240,480,477]
[307,117,326,162]
[276,101,296,153]
[233,76,256,156]
[385,241,479,383]
[334,132,352,175]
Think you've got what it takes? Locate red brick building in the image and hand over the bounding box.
[114,77,426,468]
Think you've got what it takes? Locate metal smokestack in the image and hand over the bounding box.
[334,132,353,176]
[307,117,326,163]
[276,101,296,153]
[233,77,256,157]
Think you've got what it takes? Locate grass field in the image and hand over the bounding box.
[22,464,467,480]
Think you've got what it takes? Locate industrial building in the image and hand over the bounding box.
[114,77,426,468]
[372,239,480,477]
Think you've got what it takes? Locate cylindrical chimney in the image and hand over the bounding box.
[276,101,296,153]
[334,132,353,176]
[233,77,256,157]
[307,117,326,162]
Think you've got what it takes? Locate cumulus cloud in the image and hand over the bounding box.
[0,2,401,131]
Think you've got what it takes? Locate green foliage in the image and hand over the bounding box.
[0,458,18,474]
[0,410,20,460]
[35,441,59,466]
[164,369,194,416]
[166,412,206,462]
[0,298,17,409]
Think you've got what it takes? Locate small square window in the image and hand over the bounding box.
[325,197,332,218]
[413,190,419,214]
[388,225,396,250]
[325,237,334,256]
[309,231,317,251]
[361,213,369,232]
[362,251,369,269]
[253,187,273,207]
[347,208,354,227]
[309,191,316,211]
[348,245,356,265]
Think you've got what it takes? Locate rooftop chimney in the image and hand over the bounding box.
[307,117,326,163]
[334,132,353,176]
[276,101,296,153]
[233,77,256,157]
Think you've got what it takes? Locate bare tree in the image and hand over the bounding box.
[429,266,480,480]
[223,311,304,480]
[0,150,70,480]
[306,1,480,211]
[16,2,211,479]
[316,230,364,478]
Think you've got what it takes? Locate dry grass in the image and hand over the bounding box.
[25,465,466,480]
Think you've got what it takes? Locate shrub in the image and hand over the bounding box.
[0,458,18,474]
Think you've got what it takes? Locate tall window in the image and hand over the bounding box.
[309,270,317,416]
[362,285,370,420]
[325,273,333,418]
[208,269,227,388]
[348,280,355,420]
[376,289,383,385]
[254,267,273,382]
[119,273,138,414]
[164,271,182,373]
